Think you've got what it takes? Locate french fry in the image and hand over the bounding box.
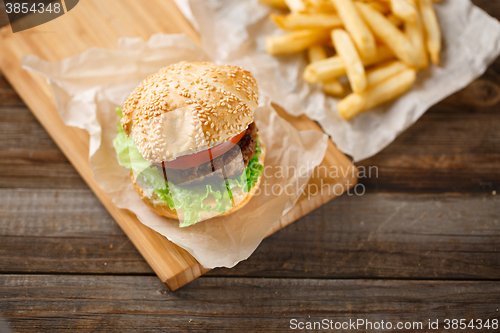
[355,2,418,66]
[386,13,403,27]
[259,0,289,9]
[304,56,345,82]
[418,0,441,65]
[308,46,345,96]
[303,45,394,82]
[308,0,337,13]
[338,68,417,120]
[308,45,328,62]
[263,0,441,120]
[390,0,417,22]
[265,30,330,55]
[366,60,409,86]
[332,29,367,93]
[367,1,391,15]
[354,0,391,4]
[404,0,428,69]
[271,13,342,30]
[331,0,377,59]
[323,80,345,95]
[285,0,307,12]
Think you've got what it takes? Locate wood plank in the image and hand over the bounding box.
[0,188,153,274]
[214,191,500,279]
[1,188,498,280]
[0,106,87,189]
[0,72,24,106]
[356,58,500,193]
[439,65,500,112]
[1,275,499,332]
[473,0,500,19]
[0,2,7,29]
[2,59,500,109]
[2,100,499,192]
[358,112,500,193]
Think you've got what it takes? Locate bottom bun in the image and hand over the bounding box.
[131,136,266,222]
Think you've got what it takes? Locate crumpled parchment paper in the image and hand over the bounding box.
[22,34,328,269]
[174,0,500,161]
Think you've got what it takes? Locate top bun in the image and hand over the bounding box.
[121,62,259,163]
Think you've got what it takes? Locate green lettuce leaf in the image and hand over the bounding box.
[112,108,263,227]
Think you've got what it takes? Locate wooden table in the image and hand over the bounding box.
[0,1,499,332]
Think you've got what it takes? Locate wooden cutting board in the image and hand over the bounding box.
[0,0,357,290]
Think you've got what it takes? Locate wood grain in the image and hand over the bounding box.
[1,188,498,280]
[0,0,356,290]
[1,275,499,332]
[0,1,499,331]
[0,73,24,106]
[472,0,500,19]
[358,113,500,193]
[0,106,86,189]
[357,62,500,193]
[2,96,499,192]
[0,2,7,29]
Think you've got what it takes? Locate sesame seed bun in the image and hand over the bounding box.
[131,136,266,221]
[121,61,259,163]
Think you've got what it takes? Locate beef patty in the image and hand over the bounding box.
[153,122,258,186]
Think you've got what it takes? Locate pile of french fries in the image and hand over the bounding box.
[262,0,442,120]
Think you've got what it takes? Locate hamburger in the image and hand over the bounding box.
[113,62,265,227]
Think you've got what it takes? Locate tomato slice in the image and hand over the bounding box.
[160,130,246,170]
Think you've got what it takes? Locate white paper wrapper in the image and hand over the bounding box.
[22,34,328,269]
[174,0,500,161]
